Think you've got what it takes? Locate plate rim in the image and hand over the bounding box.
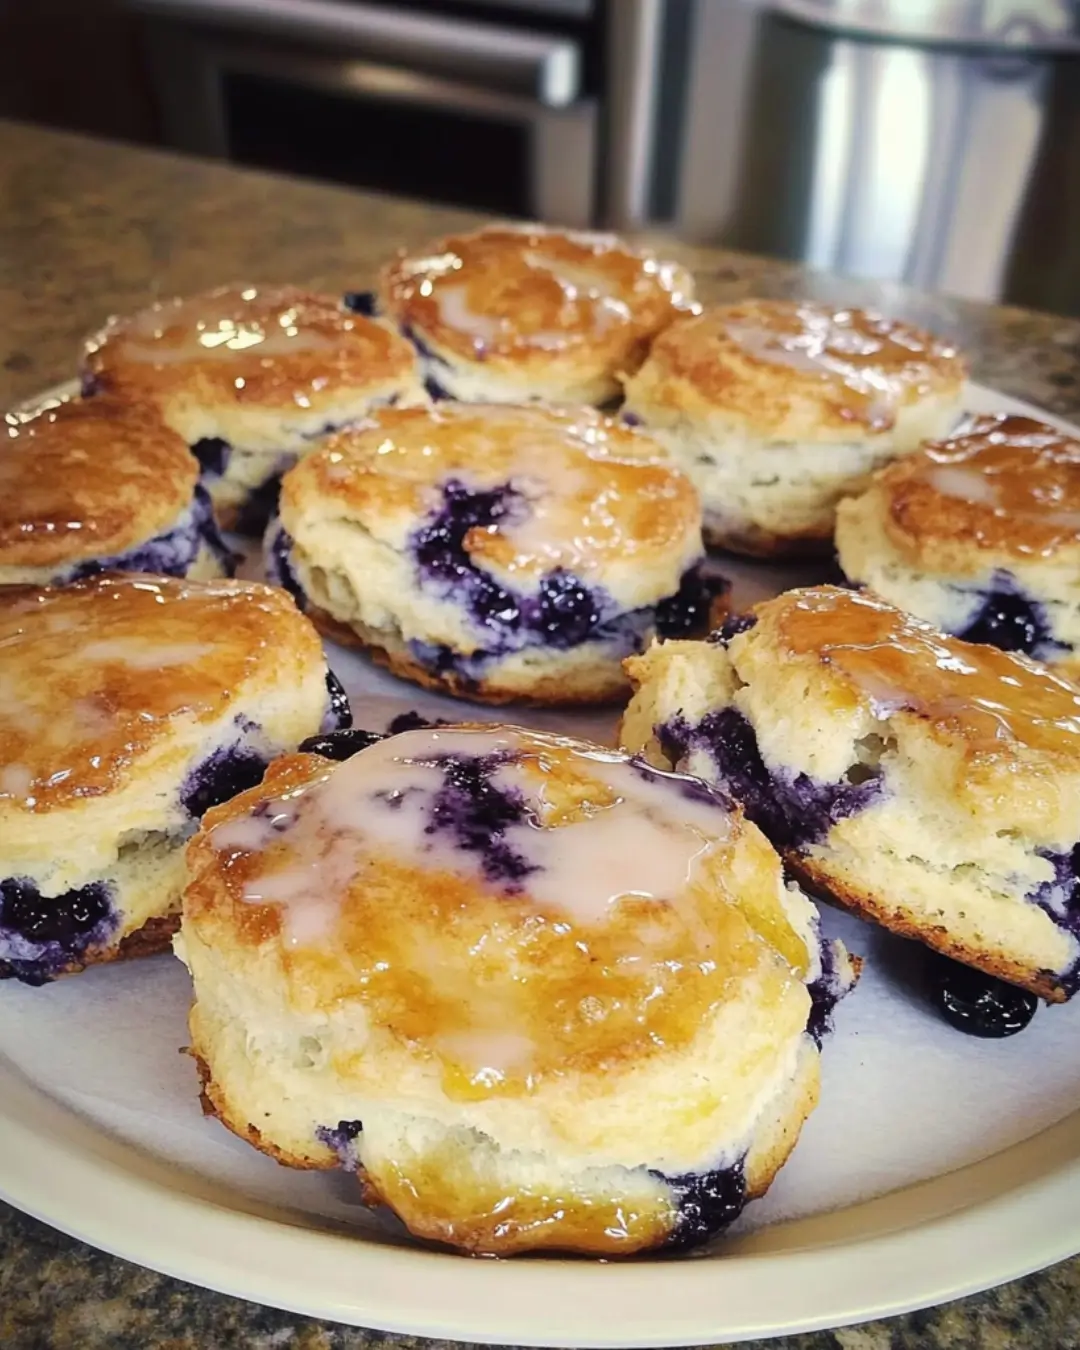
[3,378,1080,1347]
[5,1057,1080,1347]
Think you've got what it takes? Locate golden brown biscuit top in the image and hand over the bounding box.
[758,586,1080,760]
[877,413,1080,560]
[281,402,701,580]
[0,396,198,566]
[0,574,322,814]
[83,284,419,412]
[379,224,697,369]
[187,725,810,1098]
[641,300,965,433]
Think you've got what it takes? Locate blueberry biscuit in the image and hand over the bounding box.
[377,223,697,406]
[622,586,1080,1001]
[82,285,426,532]
[0,573,348,984]
[266,401,712,706]
[620,300,967,557]
[836,413,1080,674]
[180,724,855,1256]
[0,395,233,585]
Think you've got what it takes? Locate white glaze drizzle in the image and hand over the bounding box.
[926,465,1001,507]
[433,1030,537,1083]
[432,285,503,350]
[428,251,638,354]
[209,727,732,947]
[79,639,216,669]
[0,764,33,801]
[726,309,920,424]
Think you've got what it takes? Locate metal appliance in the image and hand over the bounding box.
[126,0,672,227]
[667,0,1080,313]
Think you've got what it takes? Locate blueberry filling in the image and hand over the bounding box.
[953,571,1068,661]
[621,411,643,427]
[399,323,456,399]
[265,523,306,610]
[192,436,231,478]
[407,479,706,677]
[67,483,236,581]
[654,564,720,640]
[1031,846,1080,937]
[80,370,102,398]
[1030,845,1080,994]
[409,640,482,686]
[928,955,1039,1038]
[343,291,378,317]
[386,711,449,734]
[412,480,523,625]
[180,744,268,818]
[302,710,449,751]
[656,716,692,769]
[233,474,286,537]
[805,937,848,1046]
[299,728,386,761]
[648,728,852,1042]
[401,323,451,368]
[322,670,353,733]
[421,751,537,887]
[290,741,537,886]
[669,708,882,850]
[708,612,758,647]
[316,1118,364,1170]
[0,876,119,985]
[656,1159,747,1250]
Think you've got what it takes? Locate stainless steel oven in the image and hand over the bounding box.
[127,0,606,223]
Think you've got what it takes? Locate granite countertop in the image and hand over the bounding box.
[2,118,1080,1350]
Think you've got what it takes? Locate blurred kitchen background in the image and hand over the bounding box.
[4,0,1080,315]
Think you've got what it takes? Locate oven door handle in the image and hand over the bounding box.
[125,0,582,106]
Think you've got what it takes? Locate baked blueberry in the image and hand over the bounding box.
[342,291,378,316]
[298,728,386,761]
[929,956,1039,1038]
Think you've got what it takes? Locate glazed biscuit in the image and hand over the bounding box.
[621,586,1080,1002]
[836,413,1080,675]
[0,574,350,984]
[621,300,967,557]
[265,401,713,706]
[0,394,233,585]
[82,285,427,532]
[180,724,855,1257]
[377,223,697,406]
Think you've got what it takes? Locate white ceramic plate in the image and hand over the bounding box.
[3,381,1080,1347]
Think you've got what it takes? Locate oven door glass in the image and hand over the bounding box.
[225,69,529,214]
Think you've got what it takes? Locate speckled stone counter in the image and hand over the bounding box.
[2,118,1080,1350]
